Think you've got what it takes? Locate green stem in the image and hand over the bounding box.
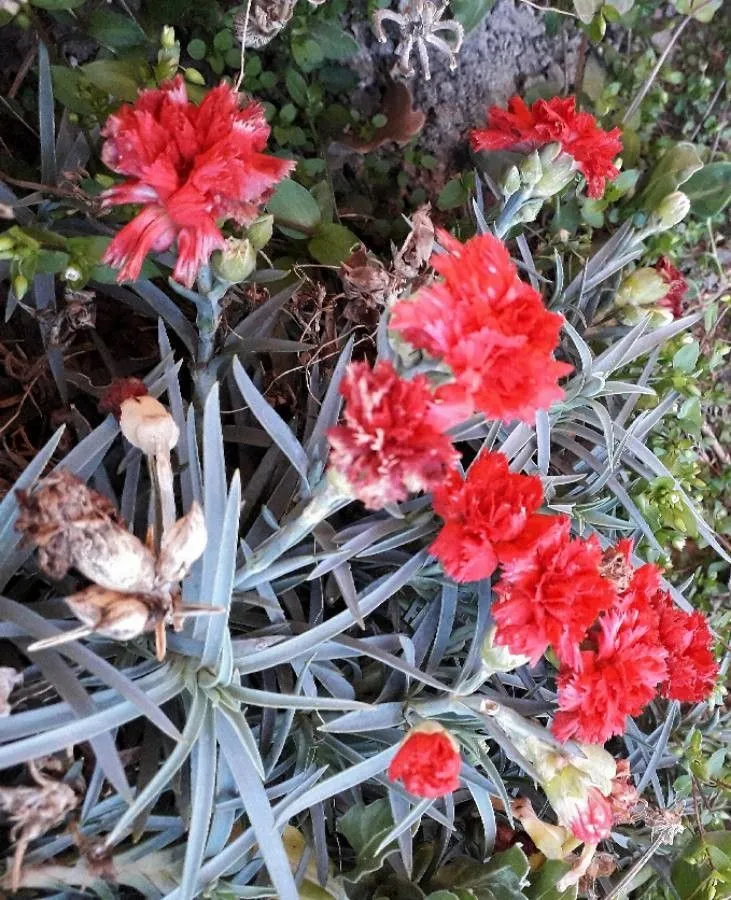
[238,480,351,584]
[493,189,529,239]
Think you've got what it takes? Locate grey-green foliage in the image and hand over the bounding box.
[1,190,727,899]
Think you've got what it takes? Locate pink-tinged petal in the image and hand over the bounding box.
[172,222,226,288]
[102,205,176,283]
[101,181,161,207]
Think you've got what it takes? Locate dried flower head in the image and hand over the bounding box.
[0,667,22,717]
[156,501,207,585]
[99,377,148,418]
[119,393,180,456]
[234,1,297,49]
[16,470,156,592]
[63,586,168,642]
[373,1,464,82]
[0,760,79,892]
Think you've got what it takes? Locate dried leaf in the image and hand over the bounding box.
[344,81,425,153]
[0,667,22,717]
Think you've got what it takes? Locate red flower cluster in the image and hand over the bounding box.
[390,230,572,424]
[100,76,293,286]
[470,96,622,199]
[429,451,546,583]
[655,257,687,318]
[552,548,718,745]
[327,361,460,510]
[388,723,461,798]
[492,517,617,668]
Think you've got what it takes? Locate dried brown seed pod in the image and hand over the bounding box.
[234,0,297,49]
[156,502,207,585]
[16,470,156,593]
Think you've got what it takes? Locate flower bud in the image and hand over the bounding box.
[161,25,176,49]
[519,150,542,189]
[120,394,180,456]
[615,268,668,308]
[481,625,530,676]
[184,67,206,86]
[156,502,207,584]
[12,273,28,299]
[653,191,691,231]
[212,237,257,284]
[247,214,274,251]
[538,142,562,165]
[0,233,16,252]
[532,151,577,198]
[501,165,521,198]
[516,198,544,223]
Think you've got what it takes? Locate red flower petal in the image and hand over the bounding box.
[100,76,294,287]
[327,361,460,510]
[390,231,572,425]
[471,95,622,199]
[388,724,461,798]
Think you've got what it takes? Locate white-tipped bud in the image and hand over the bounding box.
[120,394,179,456]
[653,191,691,231]
[156,502,208,584]
[481,626,530,676]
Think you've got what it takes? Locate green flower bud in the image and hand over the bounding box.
[532,151,577,199]
[212,237,256,284]
[501,165,521,198]
[12,273,28,299]
[161,25,176,49]
[538,142,562,165]
[519,151,542,189]
[516,198,545,224]
[615,268,668,308]
[653,191,691,231]
[246,214,274,251]
[184,67,206,86]
[0,233,16,253]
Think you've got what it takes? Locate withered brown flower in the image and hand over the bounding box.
[0,760,79,892]
[16,469,156,592]
[17,472,212,660]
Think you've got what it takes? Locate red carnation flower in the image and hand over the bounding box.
[492,518,616,668]
[553,604,668,745]
[430,450,546,583]
[388,722,461,798]
[100,76,294,286]
[327,361,460,510]
[471,95,622,199]
[655,257,687,319]
[656,602,718,702]
[390,231,572,424]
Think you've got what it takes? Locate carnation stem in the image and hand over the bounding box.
[238,480,351,582]
[493,189,530,239]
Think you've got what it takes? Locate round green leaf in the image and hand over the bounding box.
[683,163,731,219]
[267,179,322,234]
[308,223,360,266]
